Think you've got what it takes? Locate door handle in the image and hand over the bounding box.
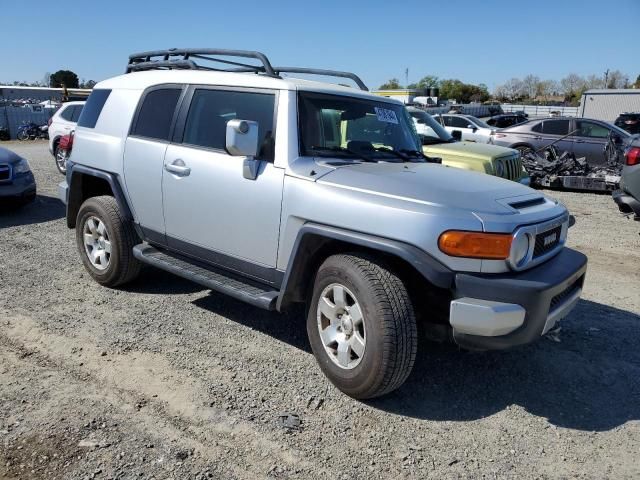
[575,139,585,143]
[164,159,191,176]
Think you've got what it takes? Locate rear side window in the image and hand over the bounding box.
[182,89,275,159]
[541,119,569,135]
[131,88,182,141]
[77,89,111,129]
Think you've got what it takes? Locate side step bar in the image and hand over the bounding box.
[133,244,279,310]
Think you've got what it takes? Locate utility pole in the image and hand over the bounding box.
[405,68,409,88]
[604,69,609,89]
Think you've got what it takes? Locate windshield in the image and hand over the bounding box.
[298,92,422,161]
[466,115,492,129]
[409,110,454,144]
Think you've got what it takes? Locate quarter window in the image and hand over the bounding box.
[77,89,111,129]
[59,105,74,121]
[182,89,275,159]
[71,105,83,122]
[132,88,182,141]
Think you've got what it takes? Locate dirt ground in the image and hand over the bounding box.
[1,140,639,480]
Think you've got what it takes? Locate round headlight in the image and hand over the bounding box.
[494,161,505,177]
[511,231,530,267]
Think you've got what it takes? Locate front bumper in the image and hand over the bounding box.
[612,189,640,220]
[0,172,37,201]
[449,247,587,350]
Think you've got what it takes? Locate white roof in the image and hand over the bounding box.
[96,70,401,104]
[584,89,640,95]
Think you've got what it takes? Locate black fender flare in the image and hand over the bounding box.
[66,162,133,228]
[276,223,454,311]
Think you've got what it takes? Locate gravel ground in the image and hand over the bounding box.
[1,140,639,480]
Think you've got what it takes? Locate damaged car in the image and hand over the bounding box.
[490,117,639,191]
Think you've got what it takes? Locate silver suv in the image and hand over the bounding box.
[59,49,588,399]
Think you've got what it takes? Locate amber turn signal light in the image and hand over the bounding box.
[438,231,512,260]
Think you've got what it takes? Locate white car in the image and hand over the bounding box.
[48,101,85,174]
[433,113,496,143]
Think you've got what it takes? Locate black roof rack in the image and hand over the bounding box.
[126,48,368,91]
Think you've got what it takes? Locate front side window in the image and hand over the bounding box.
[298,92,421,160]
[409,110,453,145]
[448,116,471,128]
[182,89,275,159]
[466,116,491,129]
[132,88,181,141]
[573,120,610,139]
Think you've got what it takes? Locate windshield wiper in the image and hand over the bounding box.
[308,145,375,162]
[372,147,414,162]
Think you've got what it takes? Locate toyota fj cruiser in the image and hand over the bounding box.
[59,49,587,399]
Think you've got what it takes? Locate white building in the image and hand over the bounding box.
[579,89,640,122]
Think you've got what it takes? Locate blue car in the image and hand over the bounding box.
[0,146,36,207]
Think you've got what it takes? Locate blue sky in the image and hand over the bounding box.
[3,0,638,90]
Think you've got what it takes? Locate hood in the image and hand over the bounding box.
[423,141,517,161]
[317,161,542,216]
[0,146,23,165]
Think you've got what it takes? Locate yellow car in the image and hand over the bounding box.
[408,107,530,184]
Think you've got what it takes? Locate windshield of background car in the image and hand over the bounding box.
[298,92,421,159]
[409,110,453,143]
[467,116,492,129]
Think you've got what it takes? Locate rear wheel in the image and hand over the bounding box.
[75,196,141,287]
[307,253,418,399]
[54,146,67,174]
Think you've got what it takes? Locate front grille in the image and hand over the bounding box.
[0,164,11,182]
[533,225,562,258]
[550,275,584,312]
[496,155,522,181]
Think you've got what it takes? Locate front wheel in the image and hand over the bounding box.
[16,130,29,141]
[307,253,418,399]
[515,145,536,158]
[75,196,141,287]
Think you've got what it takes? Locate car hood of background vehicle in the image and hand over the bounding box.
[317,161,538,215]
[423,141,516,161]
[0,146,23,164]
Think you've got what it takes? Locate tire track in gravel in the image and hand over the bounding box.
[0,309,322,478]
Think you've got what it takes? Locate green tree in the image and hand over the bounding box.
[407,75,440,90]
[378,78,402,90]
[439,79,489,103]
[50,70,80,88]
[634,74,640,89]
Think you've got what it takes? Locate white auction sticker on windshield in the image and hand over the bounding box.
[374,107,398,124]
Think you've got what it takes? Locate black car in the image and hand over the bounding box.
[486,113,528,128]
[614,113,640,135]
[0,146,36,207]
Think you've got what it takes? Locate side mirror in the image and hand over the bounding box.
[451,130,462,141]
[467,125,477,132]
[226,119,260,180]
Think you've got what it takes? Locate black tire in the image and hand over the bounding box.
[307,253,418,399]
[17,130,29,141]
[75,195,141,287]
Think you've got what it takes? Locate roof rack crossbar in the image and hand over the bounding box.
[273,67,369,91]
[127,48,278,76]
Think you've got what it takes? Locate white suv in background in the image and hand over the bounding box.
[433,113,495,143]
[48,101,85,173]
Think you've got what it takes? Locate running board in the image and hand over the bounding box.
[133,244,279,310]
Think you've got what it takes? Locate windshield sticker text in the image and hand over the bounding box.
[374,107,399,124]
